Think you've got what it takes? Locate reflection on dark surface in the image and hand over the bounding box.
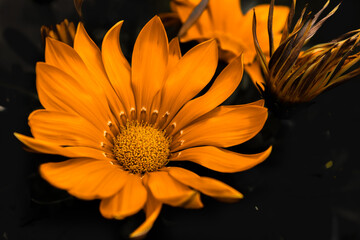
[1,0,360,239]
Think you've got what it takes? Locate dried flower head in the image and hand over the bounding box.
[253,0,360,104]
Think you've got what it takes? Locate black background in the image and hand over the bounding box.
[1,0,360,239]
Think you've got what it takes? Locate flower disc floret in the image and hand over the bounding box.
[113,121,171,174]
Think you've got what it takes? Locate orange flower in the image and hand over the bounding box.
[169,0,289,90]
[15,16,271,238]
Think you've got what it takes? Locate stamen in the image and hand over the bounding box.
[130,108,136,121]
[119,112,127,126]
[171,139,185,149]
[156,111,170,129]
[103,130,114,143]
[172,129,184,140]
[165,122,176,136]
[170,152,181,159]
[140,107,147,123]
[150,110,159,125]
[106,120,118,135]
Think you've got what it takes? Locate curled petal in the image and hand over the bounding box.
[130,192,162,239]
[169,167,243,202]
[144,171,196,207]
[171,146,272,173]
[100,174,147,219]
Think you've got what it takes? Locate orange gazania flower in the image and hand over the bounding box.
[15,16,271,238]
[169,0,289,90]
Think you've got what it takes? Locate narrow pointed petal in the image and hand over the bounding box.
[74,22,125,122]
[102,21,135,116]
[130,192,162,238]
[171,104,268,151]
[169,167,243,201]
[14,133,110,160]
[40,158,129,200]
[100,174,147,219]
[29,109,111,149]
[45,38,106,108]
[42,39,117,134]
[45,38,102,95]
[14,132,73,156]
[131,16,169,119]
[159,39,218,127]
[168,54,244,133]
[167,37,182,74]
[144,171,196,207]
[171,146,272,173]
[36,62,108,131]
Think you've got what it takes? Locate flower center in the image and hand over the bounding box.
[112,121,171,174]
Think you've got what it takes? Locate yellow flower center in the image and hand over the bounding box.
[112,121,171,174]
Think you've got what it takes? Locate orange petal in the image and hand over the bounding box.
[102,21,135,117]
[14,132,72,156]
[28,109,112,149]
[14,133,110,160]
[45,38,110,105]
[245,61,266,92]
[171,104,268,151]
[158,39,218,128]
[150,37,180,116]
[73,22,125,129]
[242,4,289,57]
[207,0,244,33]
[130,192,162,238]
[131,16,168,120]
[45,38,102,96]
[172,0,212,41]
[40,158,129,200]
[168,54,244,134]
[36,62,107,131]
[144,171,196,207]
[43,38,117,134]
[169,167,243,201]
[167,37,182,75]
[171,146,272,173]
[100,174,147,219]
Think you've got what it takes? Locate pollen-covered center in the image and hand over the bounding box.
[112,121,171,174]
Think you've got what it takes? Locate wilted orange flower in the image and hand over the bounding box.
[169,0,289,90]
[253,0,360,103]
[15,16,271,238]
